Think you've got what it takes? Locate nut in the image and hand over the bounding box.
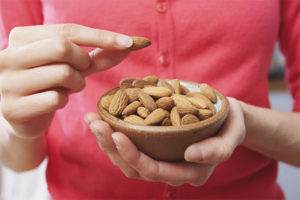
[100,76,219,126]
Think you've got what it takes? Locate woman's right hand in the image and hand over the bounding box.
[0,24,133,139]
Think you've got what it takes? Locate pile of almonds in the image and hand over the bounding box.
[100,76,218,126]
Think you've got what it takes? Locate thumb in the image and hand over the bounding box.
[82,48,131,77]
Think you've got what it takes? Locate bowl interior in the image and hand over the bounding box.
[97,79,229,135]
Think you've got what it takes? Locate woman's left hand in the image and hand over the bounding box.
[85,97,245,186]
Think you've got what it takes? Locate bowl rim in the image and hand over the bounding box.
[97,80,229,135]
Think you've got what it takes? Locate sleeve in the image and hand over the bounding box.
[279,1,300,111]
[0,0,43,50]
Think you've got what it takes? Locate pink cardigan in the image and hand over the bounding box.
[1,0,299,199]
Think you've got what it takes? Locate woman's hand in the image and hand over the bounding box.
[85,97,246,186]
[0,24,133,139]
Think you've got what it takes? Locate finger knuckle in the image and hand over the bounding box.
[57,65,73,82]
[8,26,24,45]
[0,74,12,95]
[142,167,159,181]
[0,50,8,70]
[97,30,115,47]
[58,23,77,39]
[75,76,86,92]
[1,103,14,122]
[53,37,72,60]
[47,90,68,110]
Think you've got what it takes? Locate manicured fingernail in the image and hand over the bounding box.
[112,134,121,151]
[116,35,133,48]
[185,146,203,162]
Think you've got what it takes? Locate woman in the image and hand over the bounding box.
[0,0,299,199]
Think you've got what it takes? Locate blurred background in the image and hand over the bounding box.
[0,45,299,200]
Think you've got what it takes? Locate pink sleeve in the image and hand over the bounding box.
[279,1,300,111]
[0,0,43,50]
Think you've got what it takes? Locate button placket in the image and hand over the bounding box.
[155,0,175,77]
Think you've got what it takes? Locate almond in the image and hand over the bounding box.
[142,86,172,98]
[200,83,217,104]
[128,36,152,51]
[187,92,216,114]
[161,118,172,126]
[198,109,214,120]
[158,80,175,94]
[100,94,114,111]
[188,97,208,109]
[125,88,141,102]
[156,97,174,110]
[124,115,145,125]
[144,108,169,125]
[171,79,181,94]
[137,106,150,118]
[143,75,158,84]
[171,94,198,115]
[132,79,156,88]
[122,101,141,115]
[108,89,128,116]
[181,114,199,125]
[137,90,157,112]
[170,107,181,126]
[120,77,136,89]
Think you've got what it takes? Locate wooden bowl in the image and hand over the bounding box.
[97,80,229,161]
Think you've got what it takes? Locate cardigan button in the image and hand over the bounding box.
[159,53,170,67]
[156,2,167,13]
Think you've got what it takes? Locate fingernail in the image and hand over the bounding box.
[116,35,133,48]
[185,146,203,162]
[112,134,121,151]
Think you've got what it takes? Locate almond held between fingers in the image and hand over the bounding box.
[156,97,174,110]
[122,101,142,115]
[144,108,169,125]
[128,36,152,51]
[181,114,200,125]
[137,90,157,112]
[137,106,150,118]
[142,86,172,98]
[124,115,146,125]
[170,107,181,126]
[108,89,128,116]
[100,95,114,111]
[199,83,217,104]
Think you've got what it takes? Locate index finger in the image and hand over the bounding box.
[9,24,133,50]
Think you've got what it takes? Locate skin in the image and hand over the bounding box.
[0,24,299,187]
[0,24,132,171]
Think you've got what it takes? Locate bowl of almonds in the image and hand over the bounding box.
[97,75,229,161]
